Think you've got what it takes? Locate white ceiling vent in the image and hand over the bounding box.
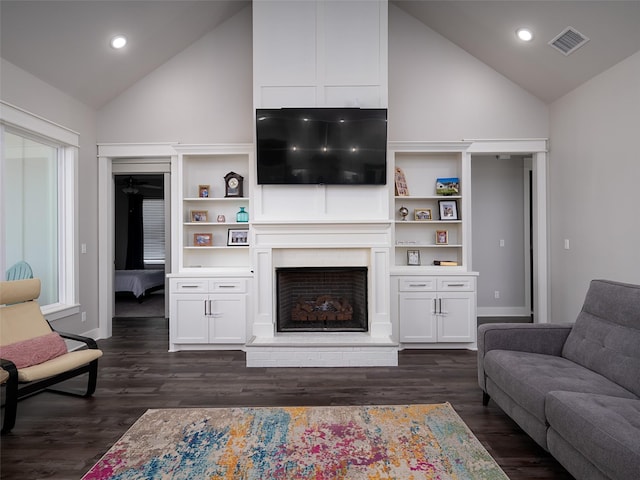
[549,27,589,56]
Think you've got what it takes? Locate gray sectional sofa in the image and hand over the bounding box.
[478,279,640,480]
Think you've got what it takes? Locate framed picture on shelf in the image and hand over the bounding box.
[414,208,432,221]
[193,233,212,247]
[436,230,448,245]
[436,177,460,195]
[407,250,421,266]
[227,228,249,246]
[439,199,459,220]
[394,167,409,196]
[190,210,208,222]
[198,184,210,198]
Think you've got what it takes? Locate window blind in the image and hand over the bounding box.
[143,198,165,264]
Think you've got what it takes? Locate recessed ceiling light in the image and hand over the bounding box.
[516,28,533,42]
[110,35,127,49]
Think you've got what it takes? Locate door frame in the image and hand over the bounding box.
[97,143,177,338]
[467,139,549,323]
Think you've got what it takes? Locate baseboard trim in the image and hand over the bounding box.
[477,307,530,317]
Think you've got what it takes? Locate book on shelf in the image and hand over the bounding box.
[433,260,458,266]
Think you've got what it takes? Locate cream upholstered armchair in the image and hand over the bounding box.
[0,278,103,434]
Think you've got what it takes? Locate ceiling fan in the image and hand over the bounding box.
[120,176,163,194]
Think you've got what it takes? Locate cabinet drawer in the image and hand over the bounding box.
[437,277,475,291]
[398,277,437,292]
[171,279,209,293]
[211,278,247,293]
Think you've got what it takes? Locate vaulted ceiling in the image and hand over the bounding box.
[1,1,639,108]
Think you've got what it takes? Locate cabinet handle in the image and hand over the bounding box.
[204,300,208,316]
[218,285,235,289]
[181,284,199,288]
[447,283,465,287]
[433,298,437,314]
[409,283,428,287]
[439,298,443,314]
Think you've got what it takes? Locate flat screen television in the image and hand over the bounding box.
[256,107,387,185]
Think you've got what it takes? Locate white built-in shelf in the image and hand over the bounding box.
[184,197,248,202]
[395,244,463,248]
[394,220,462,224]
[184,246,249,250]
[183,222,249,226]
[395,195,462,200]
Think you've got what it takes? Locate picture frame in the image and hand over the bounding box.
[436,177,460,196]
[198,184,210,198]
[193,233,212,247]
[227,228,249,246]
[436,230,449,245]
[438,199,459,220]
[414,208,432,221]
[394,167,409,196]
[407,249,421,266]
[190,210,208,222]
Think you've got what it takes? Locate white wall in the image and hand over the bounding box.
[388,4,548,141]
[99,4,549,146]
[1,58,99,335]
[97,6,253,144]
[549,50,640,323]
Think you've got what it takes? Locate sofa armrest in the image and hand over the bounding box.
[477,323,573,392]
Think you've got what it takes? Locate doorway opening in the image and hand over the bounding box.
[471,154,533,323]
[113,174,167,318]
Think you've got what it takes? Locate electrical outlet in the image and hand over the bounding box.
[494,291,500,299]
[81,311,87,322]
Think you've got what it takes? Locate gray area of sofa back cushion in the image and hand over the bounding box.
[562,279,640,397]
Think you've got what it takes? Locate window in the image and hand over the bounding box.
[142,198,165,265]
[1,102,79,317]
[3,131,59,304]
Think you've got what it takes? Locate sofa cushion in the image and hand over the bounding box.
[483,350,637,422]
[563,279,640,397]
[0,331,68,369]
[546,391,640,480]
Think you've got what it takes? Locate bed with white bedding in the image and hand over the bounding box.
[115,269,165,298]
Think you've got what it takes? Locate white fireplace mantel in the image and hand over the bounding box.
[246,221,398,367]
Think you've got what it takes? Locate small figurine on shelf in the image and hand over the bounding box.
[399,206,409,221]
[236,206,249,223]
[216,214,226,223]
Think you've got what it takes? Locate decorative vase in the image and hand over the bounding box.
[236,206,249,223]
[216,214,226,223]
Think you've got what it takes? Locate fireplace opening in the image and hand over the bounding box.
[276,267,368,332]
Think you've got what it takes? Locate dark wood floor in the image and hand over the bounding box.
[1,317,573,480]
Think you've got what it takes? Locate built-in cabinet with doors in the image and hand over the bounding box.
[167,141,478,351]
[168,144,253,351]
[389,142,478,348]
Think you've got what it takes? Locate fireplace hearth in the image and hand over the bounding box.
[277,267,368,332]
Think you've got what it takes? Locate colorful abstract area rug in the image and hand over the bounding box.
[82,403,508,480]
